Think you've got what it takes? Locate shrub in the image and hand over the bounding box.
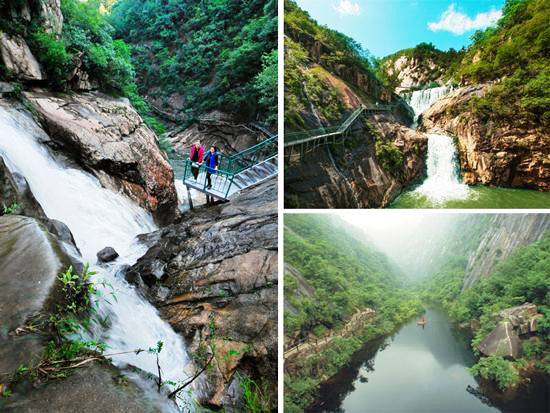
[470,356,520,391]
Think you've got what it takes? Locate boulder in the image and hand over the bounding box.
[492,303,544,336]
[23,89,178,225]
[479,321,521,359]
[127,179,277,410]
[0,215,73,375]
[0,33,44,81]
[97,246,119,263]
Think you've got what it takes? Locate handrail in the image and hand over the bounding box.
[284,103,395,147]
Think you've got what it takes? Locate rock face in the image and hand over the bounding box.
[495,304,542,336]
[0,156,47,220]
[126,179,277,409]
[22,89,178,225]
[421,85,550,191]
[0,215,73,375]
[479,321,521,359]
[167,122,259,158]
[462,214,550,290]
[285,116,427,208]
[383,55,446,94]
[0,33,44,80]
[37,0,64,36]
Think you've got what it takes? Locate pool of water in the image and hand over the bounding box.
[390,185,550,209]
[307,309,549,413]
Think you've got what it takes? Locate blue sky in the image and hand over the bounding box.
[293,0,505,58]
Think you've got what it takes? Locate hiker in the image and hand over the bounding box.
[189,141,204,180]
[203,146,219,189]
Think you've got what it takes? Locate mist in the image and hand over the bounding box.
[336,211,462,281]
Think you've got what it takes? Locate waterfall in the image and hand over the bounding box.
[407,85,451,123]
[413,133,469,204]
[0,107,194,410]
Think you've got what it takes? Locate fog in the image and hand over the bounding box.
[336,211,463,281]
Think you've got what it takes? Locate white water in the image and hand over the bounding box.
[0,108,194,410]
[406,86,470,203]
[407,85,451,122]
[413,133,470,204]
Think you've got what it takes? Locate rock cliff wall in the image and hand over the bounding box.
[126,179,278,410]
[421,85,550,191]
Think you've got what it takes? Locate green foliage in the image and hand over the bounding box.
[1,202,19,215]
[284,214,422,411]
[376,42,464,89]
[111,0,277,123]
[29,30,72,87]
[253,49,278,124]
[422,231,550,388]
[470,356,520,391]
[455,0,550,126]
[238,373,271,413]
[375,138,404,173]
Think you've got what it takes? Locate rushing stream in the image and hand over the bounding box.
[308,309,549,413]
[0,107,195,410]
[391,87,550,208]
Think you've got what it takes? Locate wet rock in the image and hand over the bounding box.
[97,246,119,263]
[0,82,15,95]
[23,89,178,225]
[479,321,521,359]
[0,215,72,375]
[0,33,44,81]
[0,154,80,252]
[1,363,174,413]
[421,84,550,191]
[128,179,277,410]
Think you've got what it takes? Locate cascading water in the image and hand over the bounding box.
[0,107,195,411]
[407,85,452,123]
[413,133,469,203]
[405,86,470,203]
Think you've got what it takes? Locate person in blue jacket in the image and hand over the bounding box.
[203,146,219,189]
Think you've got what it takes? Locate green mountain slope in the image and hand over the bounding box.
[284,214,421,411]
[110,0,277,124]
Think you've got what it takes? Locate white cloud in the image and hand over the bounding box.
[428,4,502,35]
[334,0,361,16]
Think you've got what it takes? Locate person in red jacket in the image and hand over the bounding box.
[189,141,204,180]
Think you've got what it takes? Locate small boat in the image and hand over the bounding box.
[417,317,427,326]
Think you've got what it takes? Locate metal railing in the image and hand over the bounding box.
[284,104,394,147]
[174,132,278,199]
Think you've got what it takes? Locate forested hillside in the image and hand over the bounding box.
[420,219,550,392]
[111,0,277,124]
[284,214,421,412]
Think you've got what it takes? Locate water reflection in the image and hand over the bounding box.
[308,309,548,413]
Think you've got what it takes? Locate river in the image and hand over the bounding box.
[390,87,550,209]
[307,309,549,413]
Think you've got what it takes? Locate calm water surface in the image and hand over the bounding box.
[390,185,550,208]
[307,309,550,413]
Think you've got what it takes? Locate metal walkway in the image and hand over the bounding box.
[284,103,394,158]
[170,126,278,203]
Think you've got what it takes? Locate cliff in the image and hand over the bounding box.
[284,0,426,208]
[461,214,550,290]
[126,179,278,410]
[421,85,550,191]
